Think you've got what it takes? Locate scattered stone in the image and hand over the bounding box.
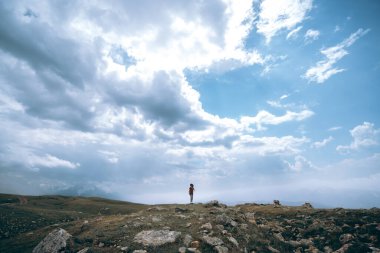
[274,233,285,242]
[215,224,224,231]
[215,245,229,253]
[151,216,162,222]
[228,236,239,247]
[369,247,380,253]
[176,214,188,219]
[287,240,301,247]
[98,242,105,247]
[369,235,378,243]
[298,238,314,247]
[334,243,352,253]
[307,245,320,253]
[77,247,89,253]
[185,222,192,228]
[323,246,333,253]
[120,246,128,251]
[32,228,73,253]
[134,230,181,246]
[147,206,168,212]
[201,222,213,230]
[178,246,187,253]
[216,214,237,227]
[81,220,89,231]
[267,245,280,253]
[245,212,256,224]
[183,234,192,247]
[202,235,224,246]
[204,200,227,208]
[133,250,147,253]
[190,240,200,248]
[240,223,248,230]
[187,248,201,253]
[339,233,354,244]
[175,207,189,213]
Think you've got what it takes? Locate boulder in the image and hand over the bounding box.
[201,222,213,230]
[302,202,313,209]
[215,245,229,253]
[204,200,226,208]
[245,212,256,224]
[134,230,181,246]
[202,235,223,246]
[32,228,73,253]
[183,234,192,247]
[215,214,237,227]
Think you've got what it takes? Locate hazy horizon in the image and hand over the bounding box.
[1,0,379,208]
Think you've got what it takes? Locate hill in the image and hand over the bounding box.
[0,194,379,252]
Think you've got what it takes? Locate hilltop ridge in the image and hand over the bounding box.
[0,194,379,253]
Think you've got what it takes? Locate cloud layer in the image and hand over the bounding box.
[0,0,379,207]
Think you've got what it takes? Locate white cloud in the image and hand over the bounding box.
[28,154,79,169]
[256,0,312,43]
[284,155,315,172]
[280,94,289,100]
[312,136,333,148]
[328,126,342,131]
[241,109,314,130]
[304,29,320,43]
[304,28,370,83]
[337,122,380,153]
[286,26,303,40]
[236,135,309,155]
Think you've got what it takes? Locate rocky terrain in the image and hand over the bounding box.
[0,194,379,253]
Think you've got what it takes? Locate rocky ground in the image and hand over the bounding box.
[0,194,379,253]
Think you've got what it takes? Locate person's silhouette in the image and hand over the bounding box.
[189,183,195,204]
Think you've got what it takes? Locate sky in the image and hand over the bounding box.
[0,0,379,208]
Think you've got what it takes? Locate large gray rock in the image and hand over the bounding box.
[134,230,181,246]
[32,228,72,253]
[202,235,224,246]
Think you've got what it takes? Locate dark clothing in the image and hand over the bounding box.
[189,186,194,203]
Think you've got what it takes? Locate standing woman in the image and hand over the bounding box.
[189,183,195,204]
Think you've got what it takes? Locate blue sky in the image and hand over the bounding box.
[0,0,379,208]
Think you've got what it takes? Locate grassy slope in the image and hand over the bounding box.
[0,194,146,252]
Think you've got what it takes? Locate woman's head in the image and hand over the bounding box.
[190,183,194,187]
